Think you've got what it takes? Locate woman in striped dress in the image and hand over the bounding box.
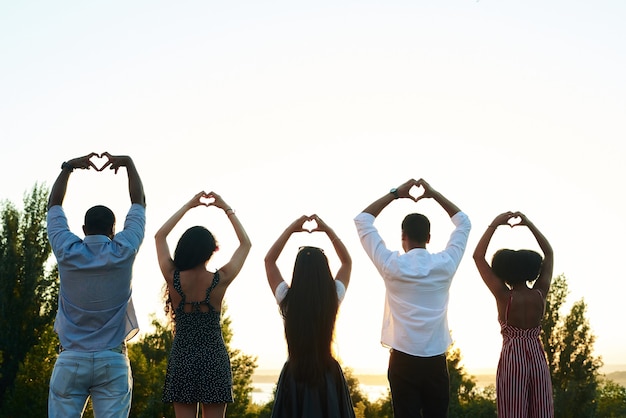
[473,211,554,418]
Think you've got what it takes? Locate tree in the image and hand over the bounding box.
[342,366,383,418]
[0,323,58,417]
[221,308,258,417]
[541,274,603,417]
[0,185,57,407]
[447,343,497,417]
[128,317,174,418]
[597,379,626,417]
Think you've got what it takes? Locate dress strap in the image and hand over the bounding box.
[203,270,221,303]
[173,270,186,300]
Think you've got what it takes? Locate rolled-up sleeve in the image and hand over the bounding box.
[443,212,471,265]
[354,212,394,276]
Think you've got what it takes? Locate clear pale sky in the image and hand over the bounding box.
[1,1,624,375]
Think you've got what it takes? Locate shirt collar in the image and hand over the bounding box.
[83,235,112,243]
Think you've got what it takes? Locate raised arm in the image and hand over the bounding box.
[416,178,461,218]
[48,153,99,209]
[101,152,145,207]
[517,212,553,296]
[473,212,514,299]
[206,192,251,286]
[154,191,208,277]
[264,215,309,294]
[361,178,419,217]
[310,214,352,289]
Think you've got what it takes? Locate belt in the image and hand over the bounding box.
[58,342,127,355]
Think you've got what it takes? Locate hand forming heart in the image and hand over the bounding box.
[507,216,522,227]
[302,218,318,233]
[88,153,111,172]
[409,184,425,201]
[199,194,216,206]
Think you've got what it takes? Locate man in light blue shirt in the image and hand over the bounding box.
[47,152,146,418]
[355,178,470,418]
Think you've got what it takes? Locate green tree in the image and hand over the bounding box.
[0,323,58,417]
[341,367,369,417]
[0,185,56,408]
[368,389,393,418]
[447,343,497,417]
[597,379,626,418]
[128,318,174,418]
[221,310,258,417]
[541,274,603,418]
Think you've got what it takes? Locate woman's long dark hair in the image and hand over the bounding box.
[279,246,339,385]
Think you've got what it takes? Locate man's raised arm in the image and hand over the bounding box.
[101,153,146,207]
[48,153,99,209]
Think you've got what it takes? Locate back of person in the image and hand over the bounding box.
[56,237,136,310]
[474,211,555,418]
[387,249,457,308]
[265,215,355,418]
[47,152,146,418]
[155,191,251,417]
[354,179,470,418]
[502,288,545,330]
[173,269,223,314]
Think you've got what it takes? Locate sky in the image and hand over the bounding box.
[1,1,625,375]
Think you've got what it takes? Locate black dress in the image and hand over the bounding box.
[162,270,233,404]
[271,359,356,418]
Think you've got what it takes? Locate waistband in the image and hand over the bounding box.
[58,342,127,355]
[390,348,446,359]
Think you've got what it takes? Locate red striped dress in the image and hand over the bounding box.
[496,294,554,417]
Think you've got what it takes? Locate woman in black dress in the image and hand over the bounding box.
[264,214,356,418]
[155,191,251,418]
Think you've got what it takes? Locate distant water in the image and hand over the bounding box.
[250,382,389,405]
[251,365,626,405]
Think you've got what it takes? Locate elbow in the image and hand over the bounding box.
[344,255,353,268]
[263,254,275,266]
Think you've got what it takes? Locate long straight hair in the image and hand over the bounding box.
[279,246,339,385]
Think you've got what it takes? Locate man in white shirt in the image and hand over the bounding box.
[354,178,471,418]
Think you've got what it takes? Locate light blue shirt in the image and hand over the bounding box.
[354,211,471,356]
[47,204,146,352]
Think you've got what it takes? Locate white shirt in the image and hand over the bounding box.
[354,211,471,356]
[274,280,346,304]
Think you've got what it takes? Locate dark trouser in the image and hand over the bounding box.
[388,349,449,418]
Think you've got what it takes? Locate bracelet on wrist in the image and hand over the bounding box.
[225,208,236,216]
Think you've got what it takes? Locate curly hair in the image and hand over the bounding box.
[492,249,543,287]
